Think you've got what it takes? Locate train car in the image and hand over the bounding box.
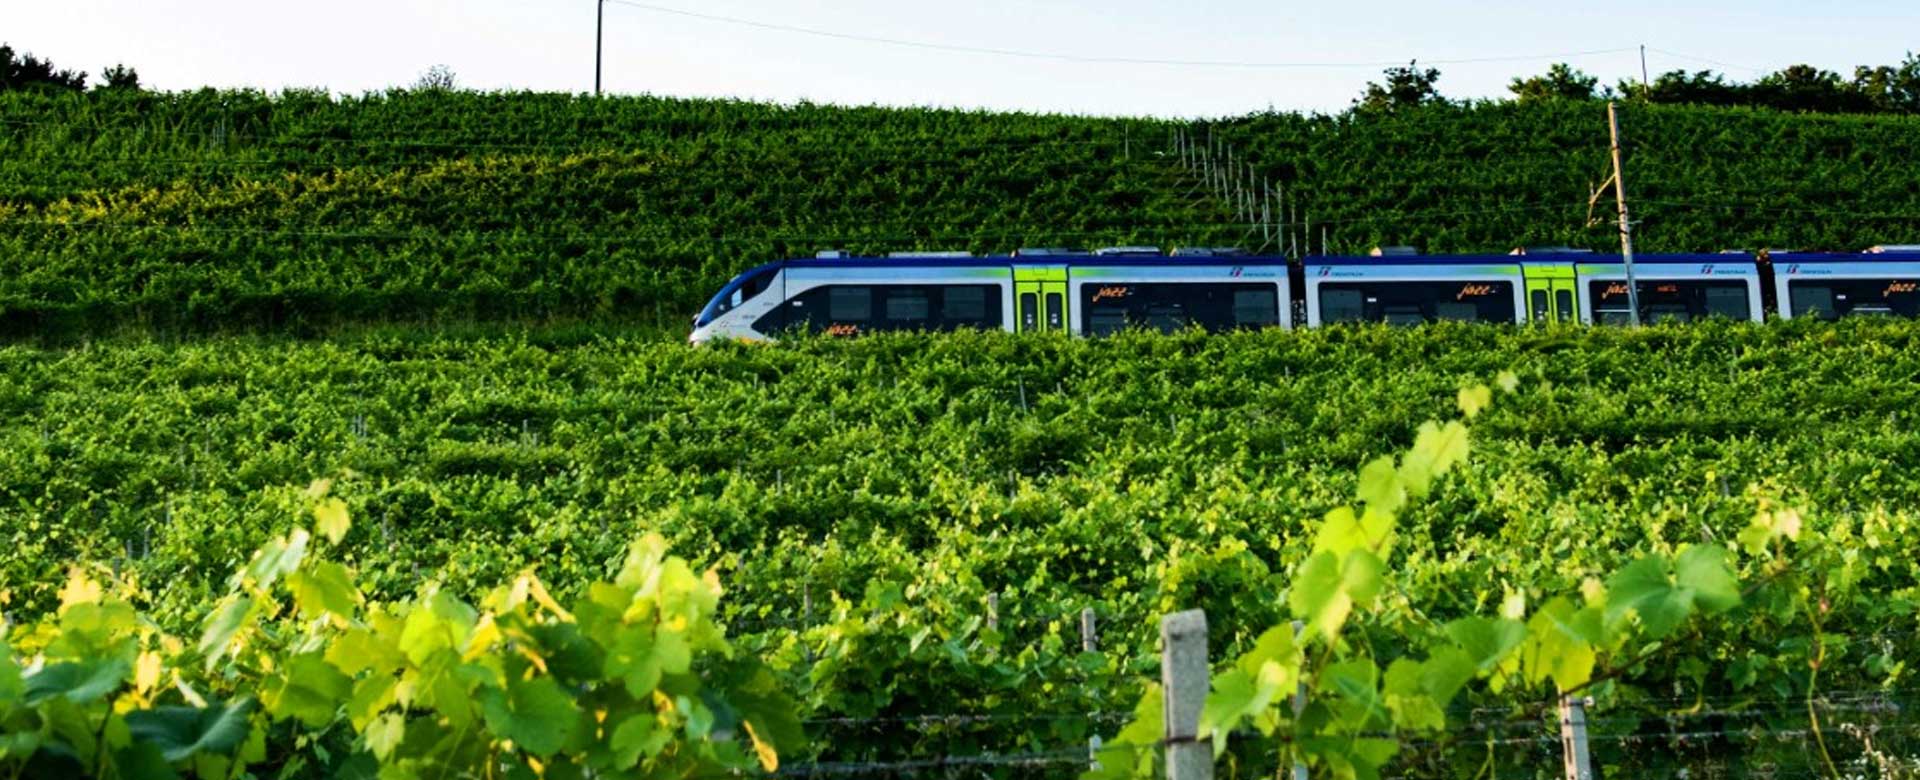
[1771,247,1920,320]
[1302,254,1555,326]
[688,249,1292,343]
[1574,254,1764,324]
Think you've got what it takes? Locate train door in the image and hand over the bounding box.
[1015,265,1068,332]
[1524,263,1578,323]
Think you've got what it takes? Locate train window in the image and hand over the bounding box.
[1320,289,1365,323]
[1789,278,1919,319]
[1046,293,1064,329]
[1531,290,1550,322]
[829,287,872,321]
[1555,290,1574,319]
[1233,290,1279,326]
[1020,293,1039,330]
[885,288,930,321]
[943,286,988,321]
[1318,282,1516,325]
[1587,280,1753,324]
[771,284,1003,334]
[695,264,780,327]
[1081,282,1285,334]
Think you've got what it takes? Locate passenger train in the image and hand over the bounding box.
[689,245,1920,343]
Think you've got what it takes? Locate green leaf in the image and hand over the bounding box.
[197,594,254,669]
[262,653,351,728]
[1675,545,1741,614]
[313,498,351,545]
[240,529,309,589]
[115,740,181,780]
[1443,616,1525,671]
[1289,550,1385,644]
[1495,371,1519,393]
[0,637,22,704]
[125,698,253,762]
[480,675,580,758]
[24,658,130,705]
[608,713,662,770]
[1199,661,1286,752]
[364,713,406,761]
[1355,456,1405,515]
[1456,384,1492,418]
[1605,546,1740,639]
[288,560,359,622]
[1313,506,1391,559]
[1522,597,1602,692]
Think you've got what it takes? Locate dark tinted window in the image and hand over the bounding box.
[1020,293,1039,331]
[1080,283,1283,335]
[944,286,988,320]
[1045,293,1063,329]
[1786,278,1920,320]
[1588,280,1754,325]
[757,284,1003,335]
[885,288,930,321]
[1317,282,1516,325]
[1531,290,1549,322]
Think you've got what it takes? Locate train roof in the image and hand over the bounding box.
[1769,250,1920,262]
[1305,252,1750,267]
[772,254,1293,269]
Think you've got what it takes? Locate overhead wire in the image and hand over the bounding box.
[605,0,1640,70]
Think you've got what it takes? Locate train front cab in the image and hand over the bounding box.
[1304,256,1532,326]
[1772,251,1920,320]
[1573,255,1763,324]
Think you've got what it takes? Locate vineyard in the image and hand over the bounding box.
[5,86,1920,777]
[4,90,1920,336]
[5,321,1920,776]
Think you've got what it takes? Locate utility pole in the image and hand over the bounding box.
[1639,45,1650,98]
[1607,101,1643,326]
[595,0,606,96]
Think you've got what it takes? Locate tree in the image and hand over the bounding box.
[1619,69,1747,106]
[1849,52,1920,113]
[413,64,457,92]
[1355,60,1444,113]
[97,63,141,91]
[0,44,87,92]
[1508,63,1600,103]
[1752,64,1873,113]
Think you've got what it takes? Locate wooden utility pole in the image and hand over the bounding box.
[1638,45,1651,97]
[595,0,606,96]
[1607,101,1643,326]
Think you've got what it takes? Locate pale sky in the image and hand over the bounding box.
[7,0,1917,116]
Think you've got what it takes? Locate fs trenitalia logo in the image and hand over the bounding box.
[1317,266,1333,277]
[1229,266,1244,277]
[1786,264,1801,275]
[1700,264,1715,274]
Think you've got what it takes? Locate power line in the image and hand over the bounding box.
[606,0,1639,70]
[1645,47,1767,75]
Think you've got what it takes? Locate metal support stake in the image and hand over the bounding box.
[1559,696,1594,780]
[595,0,605,96]
[1084,608,1102,768]
[1162,610,1212,780]
[1291,621,1308,780]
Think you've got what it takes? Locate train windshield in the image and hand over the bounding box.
[1786,277,1920,319]
[1587,279,1752,325]
[1318,281,1516,325]
[694,264,780,327]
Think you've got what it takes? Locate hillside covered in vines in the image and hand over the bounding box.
[3,91,1918,336]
